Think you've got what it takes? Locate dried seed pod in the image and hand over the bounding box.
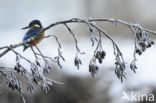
[146,40,154,48]
[114,59,126,82]
[14,65,20,73]
[98,58,103,64]
[17,68,20,73]
[15,85,18,90]
[36,61,41,67]
[33,78,38,84]
[151,41,155,45]
[74,56,82,69]
[14,65,18,70]
[135,49,142,55]
[146,43,151,48]
[8,83,12,88]
[136,32,142,40]
[139,42,146,48]
[135,28,155,56]
[95,51,101,59]
[115,61,120,65]
[101,51,106,59]
[9,83,15,90]
[89,60,98,77]
[130,59,137,73]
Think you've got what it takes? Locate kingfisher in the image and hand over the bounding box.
[22,20,44,51]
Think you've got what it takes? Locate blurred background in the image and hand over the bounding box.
[0,0,156,103]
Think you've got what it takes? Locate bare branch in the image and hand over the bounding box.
[0,17,156,100]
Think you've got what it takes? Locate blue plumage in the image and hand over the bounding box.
[23,45,27,51]
[22,20,43,51]
[23,27,41,51]
[23,27,41,41]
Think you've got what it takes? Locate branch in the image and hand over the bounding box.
[0,17,156,101]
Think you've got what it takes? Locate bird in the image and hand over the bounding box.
[22,20,44,51]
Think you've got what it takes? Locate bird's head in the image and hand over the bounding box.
[22,20,42,29]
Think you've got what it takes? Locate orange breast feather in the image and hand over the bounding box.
[30,28,44,45]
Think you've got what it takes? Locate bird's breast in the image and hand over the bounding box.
[30,27,45,45]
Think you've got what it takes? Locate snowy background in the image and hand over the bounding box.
[0,0,156,103]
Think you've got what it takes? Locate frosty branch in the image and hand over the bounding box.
[0,17,156,102]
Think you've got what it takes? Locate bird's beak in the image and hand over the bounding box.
[22,26,29,29]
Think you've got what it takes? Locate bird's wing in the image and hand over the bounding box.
[23,27,41,41]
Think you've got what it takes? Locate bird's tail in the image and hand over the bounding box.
[23,45,28,51]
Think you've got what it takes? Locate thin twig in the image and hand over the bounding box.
[0,17,156,99]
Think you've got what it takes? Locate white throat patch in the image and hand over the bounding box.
[34,24,40,27]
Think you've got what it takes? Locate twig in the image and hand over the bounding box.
[0,17,156,101]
